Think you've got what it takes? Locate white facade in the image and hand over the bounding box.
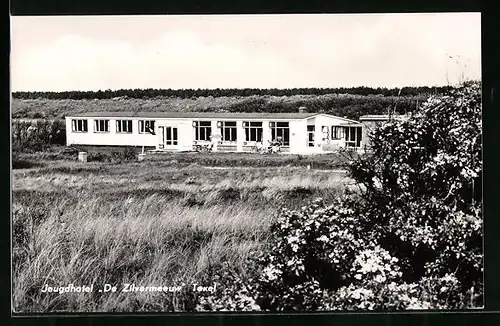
[65,117,158,147]
[303,114,364,153]
[65,112,364,154]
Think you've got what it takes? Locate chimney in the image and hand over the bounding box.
[298,106,307,113]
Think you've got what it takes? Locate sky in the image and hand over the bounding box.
[10,13,481,91]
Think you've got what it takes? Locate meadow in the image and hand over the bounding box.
[12,149,353,312]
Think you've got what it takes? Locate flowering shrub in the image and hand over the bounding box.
[253,197,369,311]
[347,81,483,299]
[251,198,454,311]
[195,81,482,311]
[196,261,260,311]
[349,246,402,283]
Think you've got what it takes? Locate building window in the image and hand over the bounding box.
[116,120,133,133]
[220,121,237,142]
[307,125,315,147]
[94,119,109,133]
[194,121,212,141]
[164,127,178,146]
[244,121,263,142]
[331,126,345,140]
[139,120,155,134]
[321,126,329,141]
[269,121,290,145]
[71,119,88,132]
[345,126,362,148]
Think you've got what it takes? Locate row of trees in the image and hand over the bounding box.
[11,95,424,121]
[206,95,427,120]
[12,86,453,100]
[11,92,431,121]
[216,95,425,120]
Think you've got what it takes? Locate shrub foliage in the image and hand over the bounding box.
[198,81,482,311]
[12,119,66,152]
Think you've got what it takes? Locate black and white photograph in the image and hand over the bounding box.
[10,13,482,313]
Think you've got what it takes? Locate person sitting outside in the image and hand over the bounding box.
[269,137,283,154]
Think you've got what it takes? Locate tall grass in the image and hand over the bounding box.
[13,193,270,312]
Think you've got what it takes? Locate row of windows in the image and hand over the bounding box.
[71,119,290,143]
[71,119,360,147]
[314,126,346,140]
[192,121,290,145]
[310,125,363,147]
[71,119,155,134]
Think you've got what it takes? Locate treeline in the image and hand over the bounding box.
[12,86,453,100]
[11,93,430,121]
[212,95,426,120]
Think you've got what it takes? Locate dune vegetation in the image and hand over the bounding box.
[12,152,352,312]
[11,82,482,312]
[11,92,430,121]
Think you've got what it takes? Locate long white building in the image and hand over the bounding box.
[65,111,366,154]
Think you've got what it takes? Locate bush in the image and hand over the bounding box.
[90,147,138,163]
[12,119,66,152]
[196,261,260,311]
[198,81,482,311]
[346,80,482,289]
[123,147,137,161]
[12,152,43,169]
[253,197,371,311]
[12,158,40,169]
[87,152,112,162]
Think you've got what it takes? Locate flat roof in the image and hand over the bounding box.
[68,111,318,120]
[359,114,409,121]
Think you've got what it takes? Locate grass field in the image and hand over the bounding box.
[12,149,353,312]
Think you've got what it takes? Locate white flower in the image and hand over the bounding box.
[262,266,281,281]
[316,235,329,242]
[407,298,431,310]
[387,282,397,291]
[442,273,457,283]
[351,290,361,299]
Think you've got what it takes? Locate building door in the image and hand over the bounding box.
[158,126,178,149]
[307,125,315,147]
